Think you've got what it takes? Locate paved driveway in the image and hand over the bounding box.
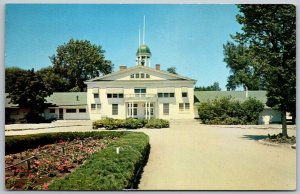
[138,120,296,190]
[5,120,296,190]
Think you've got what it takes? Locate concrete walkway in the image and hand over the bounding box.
[138,120,296,190]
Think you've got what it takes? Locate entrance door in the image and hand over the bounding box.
[59,108,64,119]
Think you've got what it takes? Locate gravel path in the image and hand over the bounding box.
[138,120,296,190]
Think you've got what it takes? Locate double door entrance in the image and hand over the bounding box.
[127,102,155,119]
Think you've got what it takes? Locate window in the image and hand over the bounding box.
[135,88,146,94]
[91,104,101,113]
[66,109,76,113]
[94,93,99,98]
[107,93,123,98]
[158,93,174,98]
[49,109,55,113]
[130,73,150,79]
[163,103,169,115]
[185,103,190,110]
[112,104,118,115]
[179,103,190,111]
[79,108,86,113]
[182,92,188,97]
[179,103,184,111]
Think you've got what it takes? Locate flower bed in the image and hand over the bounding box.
[48,132,150,190]
[5,131,150,190]
[5,136,114,190]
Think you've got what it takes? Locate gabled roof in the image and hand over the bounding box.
[45,92,87,106]
[5,92,87,108]
[85,65,196,82]
[194,90,267,105]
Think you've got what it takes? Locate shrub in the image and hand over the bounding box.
[123,118,144,129]
[93,118,125,130]
[144,119,169,128]
[198,97,264,125]
[93,118,169,130]
[48,132,150,190]
[5,131,126,155]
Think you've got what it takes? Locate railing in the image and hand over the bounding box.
[124,94,157,101]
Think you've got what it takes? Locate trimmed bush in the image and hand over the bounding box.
[93,118,125,130]
[48,132,150,190]
[5,131,126,155]
[93,118,169,130]
[123,118,144,129]
[144,119,169,128]
[198,97,264,125]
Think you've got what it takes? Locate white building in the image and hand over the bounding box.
[84,44,196,120]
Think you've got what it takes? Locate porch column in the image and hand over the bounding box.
[131,101,133,118]
[146,102,148,120]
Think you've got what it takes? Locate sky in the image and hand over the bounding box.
[5,4,242,90]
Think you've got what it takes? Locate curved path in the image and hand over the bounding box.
[138,120,296,190]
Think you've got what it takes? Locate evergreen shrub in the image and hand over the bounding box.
[198,97,264,125]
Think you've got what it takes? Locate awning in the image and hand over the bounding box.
[92,88,99,94]
[181,87,188,92]
[106,88,124,94]
[157,87,175,93]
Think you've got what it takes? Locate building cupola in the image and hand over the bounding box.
[136,16,151,67]
[136,44,151,66]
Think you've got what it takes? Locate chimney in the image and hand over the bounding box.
[155,64,160,70]
[119,65,127,71]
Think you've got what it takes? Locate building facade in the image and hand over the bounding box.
[84,44,196,120]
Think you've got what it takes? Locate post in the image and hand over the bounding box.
[27,160,31,170]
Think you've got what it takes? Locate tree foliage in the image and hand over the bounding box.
[36,66,69,92]
[227,5,296,136]
[223,42,265,90]
[166,67,177,74]
[6,68,53,122]
[5,67,27,93]
[195,82,221,91]
[50,38,113,92]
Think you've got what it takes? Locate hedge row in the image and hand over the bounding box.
[198,97,264,125]
[48,132,150,190]
[5,131,126,155]
[93,118,169,130]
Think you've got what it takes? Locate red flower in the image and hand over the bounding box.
[42,183,48,190]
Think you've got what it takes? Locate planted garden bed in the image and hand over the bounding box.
[5,131,150,191]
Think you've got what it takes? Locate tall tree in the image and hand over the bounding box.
[195,82,221,91]
[6,68,53,122]
[36,66,69,92]
[166,67,177,74]
[5,67,27,93]
[232,4,296,136]
[223,42,265,90]
[50,38,113,92]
